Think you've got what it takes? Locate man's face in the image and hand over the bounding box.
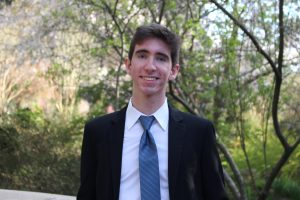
[125,38,179,99]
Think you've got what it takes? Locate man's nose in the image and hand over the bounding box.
[144,57,156,71]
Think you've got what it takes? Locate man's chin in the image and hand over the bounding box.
[140,88,166,97]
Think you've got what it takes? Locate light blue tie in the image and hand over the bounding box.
[139,115,161,200]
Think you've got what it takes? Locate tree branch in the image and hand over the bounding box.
[209,0,281,80]
[217,142,247,200]
[223,170,241,200]
[278,0,284,76]
[158,0,165,24]
[257,144,298,200]
[168,81,197,115]
[271,0,289,150]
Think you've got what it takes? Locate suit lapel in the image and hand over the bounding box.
[107,106,185,199]
[109,106,127,200]
[168,107,186,200]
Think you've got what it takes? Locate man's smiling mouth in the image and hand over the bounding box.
[140,76,159,80]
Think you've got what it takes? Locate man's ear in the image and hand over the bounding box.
[125,58,131,74]
[169,64,180,81]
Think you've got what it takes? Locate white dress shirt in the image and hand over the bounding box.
[119,98,169,200]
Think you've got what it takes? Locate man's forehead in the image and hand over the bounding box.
[133,38,171,56]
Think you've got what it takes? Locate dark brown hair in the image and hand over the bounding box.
[128,23,180,66]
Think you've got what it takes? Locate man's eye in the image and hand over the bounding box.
[157,56,167,62]
[137,53,146,59]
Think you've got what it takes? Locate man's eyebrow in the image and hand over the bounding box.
[156,52,169,59]
[134,49,149,54]
[135,49,169,57]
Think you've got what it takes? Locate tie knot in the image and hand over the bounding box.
[139,115,155,131]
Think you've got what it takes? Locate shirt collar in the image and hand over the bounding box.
[125,98,169,131]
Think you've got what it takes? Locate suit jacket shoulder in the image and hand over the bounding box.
[170,107,214,132]
[85,107,127,130]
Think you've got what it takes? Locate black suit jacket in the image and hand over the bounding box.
[77,106,228,200]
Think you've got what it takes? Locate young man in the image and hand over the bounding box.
[77,24,228,200]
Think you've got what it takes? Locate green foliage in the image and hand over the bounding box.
[270,178,300,200]
[0,108,83,195]
[231,130,282,177]
[229,114,300,199]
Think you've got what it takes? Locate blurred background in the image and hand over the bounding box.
[0,0,299,199]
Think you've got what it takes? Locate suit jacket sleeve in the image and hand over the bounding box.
[77,122,97,200]
[201,121,227,200]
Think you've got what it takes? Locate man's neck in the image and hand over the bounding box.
[131,95,166,115]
